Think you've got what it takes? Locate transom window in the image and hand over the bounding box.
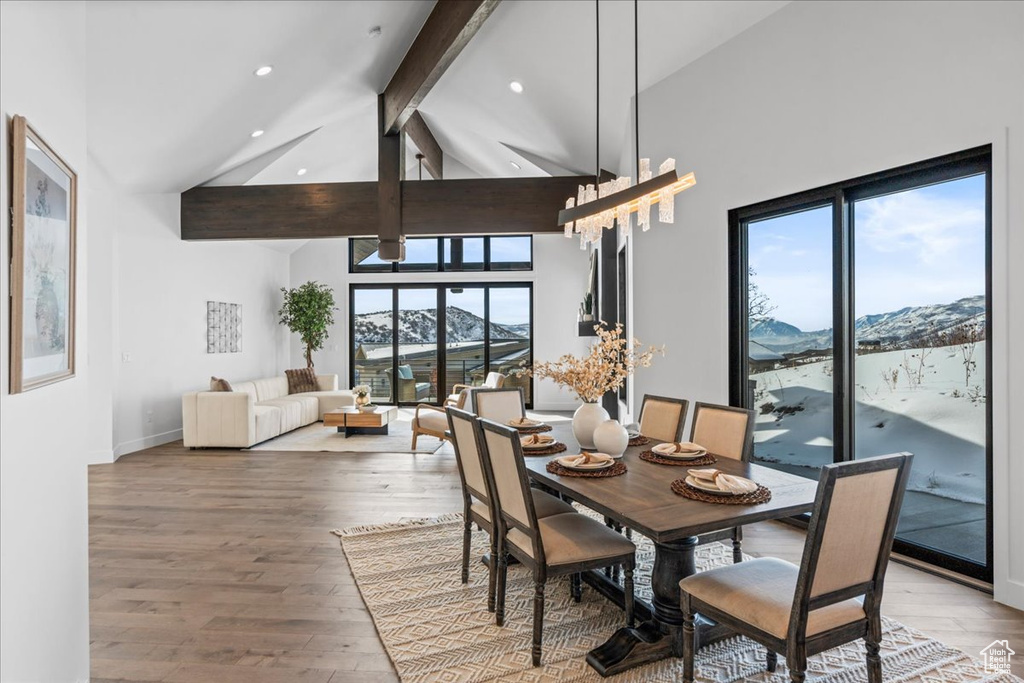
[349,236,532,273]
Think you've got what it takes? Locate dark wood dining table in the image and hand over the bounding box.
[524,423,818,677]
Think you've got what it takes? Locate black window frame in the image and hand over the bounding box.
[349,236,533,273]
[728,145,993,582]
[349,282,534,408]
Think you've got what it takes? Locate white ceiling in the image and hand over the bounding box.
[87,0,788,196]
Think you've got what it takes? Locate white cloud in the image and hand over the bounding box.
[857,191,984,265]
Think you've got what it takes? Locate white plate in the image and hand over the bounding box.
[684,475,736,495]
[521,435,555,450]
[508,418,542,428]
[652,443,708,460]
[556,455,615,471]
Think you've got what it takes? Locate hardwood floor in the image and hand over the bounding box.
[90,440,1023,682]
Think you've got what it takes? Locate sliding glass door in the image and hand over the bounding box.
[351,283,533,407]
[729,147,992,580]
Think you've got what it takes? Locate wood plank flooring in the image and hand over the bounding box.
[90,440,1024,682]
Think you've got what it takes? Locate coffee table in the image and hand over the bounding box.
[323,406,398,438]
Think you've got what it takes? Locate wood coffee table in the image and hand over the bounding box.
[323,406,398,438]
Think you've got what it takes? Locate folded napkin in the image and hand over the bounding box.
[510,417,537,426]
[522,433,551,446]
[564,451,613,467]
[654,441,706,455]
[689,468,758,494]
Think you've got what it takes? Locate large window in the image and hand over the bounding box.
[350,283,533,406]
[350,236,532,273]
[729,146,991,580]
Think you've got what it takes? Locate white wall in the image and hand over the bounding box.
[628,0,1023,607]
[113,193,290,456]
[288,234,590,410]
[0,2,92,681]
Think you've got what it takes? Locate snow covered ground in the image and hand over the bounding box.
[752,341,987,505]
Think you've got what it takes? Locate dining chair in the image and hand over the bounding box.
[446,408,577,612]
[478,418,637,667]
[470,387,526,424]
[690,401,756,563]
[679,453,913,683]
[445,371,505,408]
[639,394,690,443]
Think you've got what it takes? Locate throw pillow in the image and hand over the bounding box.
[397,365,414,380]
[210,376,233,392]
[285,368,318,394]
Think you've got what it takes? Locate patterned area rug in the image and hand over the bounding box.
[333,514,1021,683]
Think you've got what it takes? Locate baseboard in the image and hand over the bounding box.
[114,428,183,459]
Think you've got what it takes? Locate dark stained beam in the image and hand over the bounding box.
[377,94,405,260]
[404,111,443,179]
[382,0,501,135]
[180,176,588,241]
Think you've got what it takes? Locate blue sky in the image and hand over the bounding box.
[748,174,986,331]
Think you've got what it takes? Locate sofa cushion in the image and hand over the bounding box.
[253,377,289,401]
[397,364,414,380]
[254,405,282,444]
[233,381,258,402]
[210,376,233,392]
[286,368,318,394]
[415,408,448,432]
[257,397,318,431]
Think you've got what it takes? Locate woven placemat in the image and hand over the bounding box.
[628,435,651,447]
[512,424,553,435]
[546,460,627,478]
[670,478,772,504]
[521,442,568,456]
[639,450,718,467]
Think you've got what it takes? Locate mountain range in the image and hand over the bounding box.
[751,295,984,354]
[354,306,528,344]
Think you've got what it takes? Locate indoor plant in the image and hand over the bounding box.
[353,384,372,408]
[278,281,337,368]
[521,323,662,449]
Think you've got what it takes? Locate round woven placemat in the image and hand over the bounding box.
[546,460,628,478]
[628,435,651,447]
[512,424,553,435]
[670,478,772,504]
[639,450,718,467]
[521,442,568,457]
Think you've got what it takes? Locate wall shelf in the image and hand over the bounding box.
[578,321,599,337]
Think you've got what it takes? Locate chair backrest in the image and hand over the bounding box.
[471,387,525,424]
[483,372,506,389]
[639,394,689,442]
[478,418,543,561]
[790,453,913,637]
[690,402,755,461]
[446,408,491,507]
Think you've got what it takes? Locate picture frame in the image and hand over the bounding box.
[9,115,77,393]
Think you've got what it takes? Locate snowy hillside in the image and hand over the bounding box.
[354,306,527,344]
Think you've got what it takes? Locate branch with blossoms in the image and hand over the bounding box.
[519,323,664,403]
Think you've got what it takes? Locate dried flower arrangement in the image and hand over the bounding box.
[353,384,372,406]
[521,323,663,403]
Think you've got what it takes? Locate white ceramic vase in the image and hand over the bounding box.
[572,402,610,449]
[593,419,629,457]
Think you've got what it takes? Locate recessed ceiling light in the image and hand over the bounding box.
[368,26,382,38]
[251,129,264,138]
[254,65,273,77]
[509,160,522,170]
[509,80,524,94]
[297,168,307,176]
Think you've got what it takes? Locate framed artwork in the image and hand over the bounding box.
[207,301,242,353]
[9,115,77,394]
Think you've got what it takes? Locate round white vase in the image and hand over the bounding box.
[593,419,629,457]
[572,402,610,450]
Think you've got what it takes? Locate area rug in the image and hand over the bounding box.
[333,513,1021,683]
[247,420,443,454]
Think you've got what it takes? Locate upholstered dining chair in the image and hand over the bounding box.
[690,401,756,563]
[639,394,690,442]
[445,371,505,408]
[478,418,637,667]
[680,452,912,683]
[470,387,526,424]
[446,408,577,612]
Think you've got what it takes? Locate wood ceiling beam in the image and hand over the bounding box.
[382,0,500,135]
[179,175,589,241]
[377,94,405,260]
[404,111,443,179]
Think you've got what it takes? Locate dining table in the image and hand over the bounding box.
[524,423,818,677]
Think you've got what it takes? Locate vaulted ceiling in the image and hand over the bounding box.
[86,0,788,195]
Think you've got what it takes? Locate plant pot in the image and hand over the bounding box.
[572,402,610,450]
[582,314,594,322]
[593,419,629,457]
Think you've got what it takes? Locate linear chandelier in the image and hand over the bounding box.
[559,0,695,247]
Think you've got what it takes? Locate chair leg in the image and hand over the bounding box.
[766,649,778,672]
[623,565,635,628]
[495,550,508,627]
[788,646,807,683]
[866,613,882,683]
[625,527,633,541]
[532,580,545,667]
[571,572,582,602]
[411,431,419,449]
[732,526,743,563]
[461,516,471,584]
[681,595,695,683]
[486,531,497,613]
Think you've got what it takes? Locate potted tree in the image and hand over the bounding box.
[278,281,336,368]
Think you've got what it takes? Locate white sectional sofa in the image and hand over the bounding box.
[182,374,355,448]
